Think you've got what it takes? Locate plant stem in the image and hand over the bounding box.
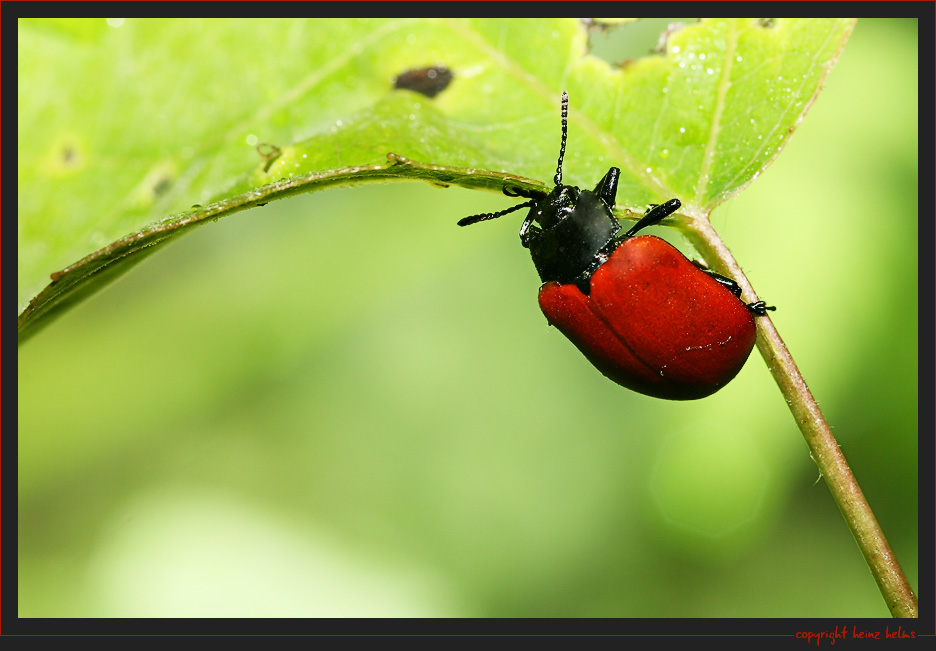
[685,217,918,618]
[756,319,918,618]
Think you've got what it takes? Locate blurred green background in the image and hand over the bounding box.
[19,18,917,618]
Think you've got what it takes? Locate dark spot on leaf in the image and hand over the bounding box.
[256,142,282,172]
[393,66,453,98]
[759,18,776,28]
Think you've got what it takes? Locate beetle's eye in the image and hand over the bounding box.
[553,187,577,213]
[534,187,576,230]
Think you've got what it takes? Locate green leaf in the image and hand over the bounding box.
[17,18,855,342]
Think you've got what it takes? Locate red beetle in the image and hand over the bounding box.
[458,91,774,399]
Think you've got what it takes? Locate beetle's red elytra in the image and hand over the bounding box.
[538,236,759,399]
[458,91,774,399]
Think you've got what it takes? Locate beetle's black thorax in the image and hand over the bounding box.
[520,167,622,293]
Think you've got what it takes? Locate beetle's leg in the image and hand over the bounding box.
[702,270,743,298]
[745,300,776,315]
[503,186,546,200]
[518,211,541,248]
[624,198,681,237]
[703,270,777,314]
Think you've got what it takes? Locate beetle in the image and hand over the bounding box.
[458,91,774,400]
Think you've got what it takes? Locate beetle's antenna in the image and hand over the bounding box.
[457,201,534,227]
[554,90,568,187]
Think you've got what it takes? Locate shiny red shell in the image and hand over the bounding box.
[537,235,757,400]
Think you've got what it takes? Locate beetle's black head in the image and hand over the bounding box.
[520,173,621,290]
[457,91,622,292]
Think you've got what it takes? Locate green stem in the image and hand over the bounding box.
[684,216,918,618]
